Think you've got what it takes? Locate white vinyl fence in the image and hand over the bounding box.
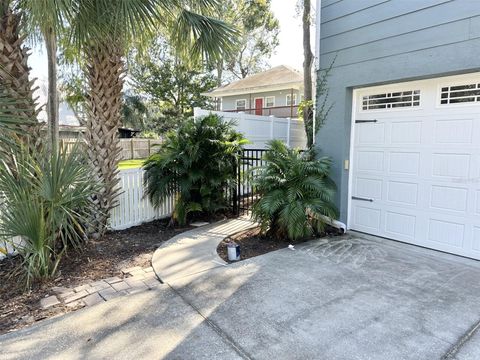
[1,168,174,259]
[194,108,307,149]
[109,168,174,230]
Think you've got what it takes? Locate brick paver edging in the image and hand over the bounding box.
[40,266,161,310]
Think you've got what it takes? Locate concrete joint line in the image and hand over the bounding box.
[442,317,480,359]
[166,283,254,360]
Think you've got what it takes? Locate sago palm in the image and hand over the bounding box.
[252,140,338,241]
[68,0,239,237]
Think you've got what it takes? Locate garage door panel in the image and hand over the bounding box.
[434,118,474,144]
[388,152,420,175]
[473,227,480,252]
[427,219,465,248]
[352,205,382,231]
[475,191,480,215]
[430,185,468,213]
[355,150,384,172]
[356,122,386,144]
[431,153,471,179]
[391,121,423,144]
[385,211,416,239]
[387,181,419,206]
[355,177,382,200]
[351,74,480,260]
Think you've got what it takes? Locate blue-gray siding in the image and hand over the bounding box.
[316,0,480,223]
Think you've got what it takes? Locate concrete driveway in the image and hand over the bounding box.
[2,232,480,359]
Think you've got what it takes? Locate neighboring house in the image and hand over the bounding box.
[204,65,304,118]
[316,0,480,260]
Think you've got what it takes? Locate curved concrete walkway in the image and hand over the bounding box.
[152,217,256,283]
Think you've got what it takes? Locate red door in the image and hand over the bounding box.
[255,98,263,115]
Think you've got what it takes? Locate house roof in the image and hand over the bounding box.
[204,65,303,97]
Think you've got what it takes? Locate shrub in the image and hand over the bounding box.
[144,114,248,225]
[0,146,97,287]
[251,140,338,240]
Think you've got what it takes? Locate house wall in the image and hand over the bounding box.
[315,0,480,223]
[221,89,302,111]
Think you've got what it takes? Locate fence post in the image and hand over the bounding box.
[286,117,291,147]
[269,115,275,140]
[130,139,134,160]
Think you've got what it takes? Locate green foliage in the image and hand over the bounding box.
[122,93,149,130]
[252,140,338,241]
[0,146,97,287]
[144,114,248,225]
[128,40,217,133]
[217,0,279,81]
[314,61,335,136]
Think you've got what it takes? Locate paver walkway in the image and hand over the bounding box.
[39,217,255,313]
[152,217,256,283]
[40,266,162,310]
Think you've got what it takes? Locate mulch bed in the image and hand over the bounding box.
[0,219,192,335]
[217,226,343,263]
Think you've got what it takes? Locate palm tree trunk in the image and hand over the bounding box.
[0,2,41,145]
[84,41,124,238]
[302,0,314,148]
[44,26,58,153]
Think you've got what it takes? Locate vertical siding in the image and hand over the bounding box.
[316,0,480,222]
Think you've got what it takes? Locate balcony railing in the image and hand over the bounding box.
[224,105,300,118]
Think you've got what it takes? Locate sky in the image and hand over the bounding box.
[28,1,307,124]
[269,0,305,70]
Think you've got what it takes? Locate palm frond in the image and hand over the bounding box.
[251,140,338,241]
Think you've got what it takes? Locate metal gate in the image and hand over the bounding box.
[235,148,269,214]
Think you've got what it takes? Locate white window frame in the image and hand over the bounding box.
[436,77,480,108]
[265,96,275,108]
[235,99,247,111]
[358,88,423,113]
[286,93,297,106]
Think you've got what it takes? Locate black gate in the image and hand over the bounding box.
[234,148,269,215]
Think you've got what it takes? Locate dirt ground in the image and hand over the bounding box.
[0,219,192,335]
[217,226,342,263]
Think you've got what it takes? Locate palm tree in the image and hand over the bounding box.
[0,1,41,145]
[69,0,239,237]
[20,0,73,152]
[0,1,74,151]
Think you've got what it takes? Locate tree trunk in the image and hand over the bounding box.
[0,2,41,146]
[84,41,124,238]
[44,26,59,153]
[302,0,314,148]
[216,60,223,87]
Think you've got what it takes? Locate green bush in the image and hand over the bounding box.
[0,146,97,287]
[144,114,248,225]
[252,140,338,240]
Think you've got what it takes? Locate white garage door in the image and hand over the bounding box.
[350,73,480,260]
